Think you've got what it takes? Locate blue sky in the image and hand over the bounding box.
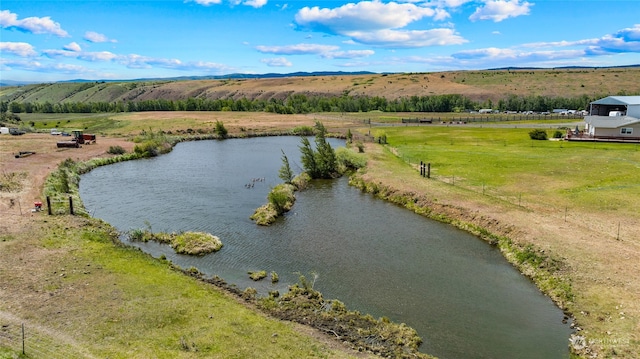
[1,0,639,82]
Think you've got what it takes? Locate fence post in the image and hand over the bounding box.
[47,196,52,215]
[427,163,431,178]
[69,196,74,215]
[22,323,25,355]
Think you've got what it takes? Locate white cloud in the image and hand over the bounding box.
[42,49,80,58]
[119,54,233,72]
[296,1,447,33]
[84,31,117,43]
[469,0,533,22]
[321,49,375,59]
[79,51,119,62]
[346,28,466,47]
[0,42,38,57]
[519,24,640,54]
[261,57,292,67]
[191,0,223,5]
[0,10,69,37]
[0,57,88,74]
[293,1,464,48]
[428,0,474,8]
[593,24,640,53]
[256,43,340,55]
[64,42,82,52]
[243,0,268,8]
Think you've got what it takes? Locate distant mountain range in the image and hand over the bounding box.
[0,71,377,87]
[2,65,638,87]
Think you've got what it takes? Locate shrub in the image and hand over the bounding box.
[552,130,564,139]
[291,172,311,190]
[107,145,126,155]
[291,125,314,136]
[528,129,548,140]
[214,120,228,138]
[268,183,295,214]
[336,147,367,172]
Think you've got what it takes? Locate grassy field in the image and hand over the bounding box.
[378,126,640,218]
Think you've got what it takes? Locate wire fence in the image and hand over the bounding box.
[0,320,92,359]
[408,158,635,241]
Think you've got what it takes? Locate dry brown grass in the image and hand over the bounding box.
[122,68,640,103]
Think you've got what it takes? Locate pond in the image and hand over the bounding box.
[79,137,571,359]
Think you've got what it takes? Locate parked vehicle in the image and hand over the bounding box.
[9,128,25,135]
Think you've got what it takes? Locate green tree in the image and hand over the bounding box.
[313,122,337,179]
[215,120,228,138]
[278,150,294,184]
[299,136,318,178]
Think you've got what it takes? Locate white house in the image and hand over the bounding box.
[581,96,640,141]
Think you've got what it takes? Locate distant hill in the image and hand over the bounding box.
[1,67,639,105]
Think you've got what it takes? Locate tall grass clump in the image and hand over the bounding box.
[42,158,85,215]
[133,129,176,157]
[250,183,295,225]
[336,147,367,172]
[291,125,314,136]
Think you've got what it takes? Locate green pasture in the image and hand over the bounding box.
[17,113,128,134]
[339,110,582,125]
[376,125,640,216]
[17,112,223,136]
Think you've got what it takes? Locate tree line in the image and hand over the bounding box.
[1,93,613,115]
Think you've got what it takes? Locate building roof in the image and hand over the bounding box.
[590,96,640,106]
[584,116,640,128]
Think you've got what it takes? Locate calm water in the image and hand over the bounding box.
[79,137,571,359]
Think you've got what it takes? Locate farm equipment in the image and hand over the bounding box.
[14,151,36,158]
[56,130,96,148]
[72,130,97,144]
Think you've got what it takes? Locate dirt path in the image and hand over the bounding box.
[0,134,135,235]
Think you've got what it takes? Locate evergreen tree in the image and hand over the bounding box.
[278,150,294,184]
[314,130,337,179]
[299,136,318,178]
